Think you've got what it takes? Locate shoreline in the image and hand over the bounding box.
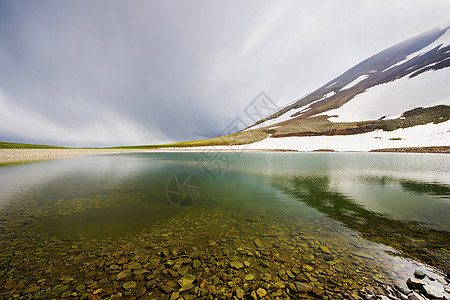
[1,146,448,164]
[0,148,292,164]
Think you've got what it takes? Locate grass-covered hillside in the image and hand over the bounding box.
[0,142,67,149]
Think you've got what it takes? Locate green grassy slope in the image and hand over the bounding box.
[0,142,67,149]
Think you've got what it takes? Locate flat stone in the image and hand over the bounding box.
[394,281,411,295]
[128,262,141,270]
[256,288,267,297]
[117,269,131,280]
[423,284,445,298]
[407,277,426,289]
[178,274,196,287]
[304,265,314,272]
[161,285,174,293]
[320,246,331,254]
[230,261,244,269]
[244,274,254,281]
[123,281,136,290]
[312,287,325,297]
[170,291,180,300]
[136,286,147,297]
[75,284,86,292]
[117,258,128,265]
[275,281,285,289]
[414,269,426,279]
[192,259,201,268]
[24,286,40,294]
[253,238,263,248]
[3,281,16,290]
[295,282,313,293]
[179,283,194,292]
[236,288,244,299]
[178,265,189,276]
[408,292,426,300]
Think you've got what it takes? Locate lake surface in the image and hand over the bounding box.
[0,152,449,299]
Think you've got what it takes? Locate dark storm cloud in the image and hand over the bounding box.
[0,0,449,146]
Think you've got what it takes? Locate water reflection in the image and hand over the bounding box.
[269,174,450,273]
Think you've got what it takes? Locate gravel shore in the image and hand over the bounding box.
[0,148,295,164]
[0,149,156,164]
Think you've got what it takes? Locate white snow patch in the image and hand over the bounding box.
[269,126,281,130]
[320,91,336,100]
[252,96,331,129]
[382,28,450,73]
[340,75,369,91]
[382,57,412,72]
[319,67,450,122]
[200,121,449,152]
[327,82,337,88]
[244,104,308,129]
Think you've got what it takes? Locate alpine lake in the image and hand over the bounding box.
[0,152,449,299]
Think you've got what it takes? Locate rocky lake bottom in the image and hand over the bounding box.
[0,153,449,299]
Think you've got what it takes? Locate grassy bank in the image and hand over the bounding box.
[0,142,67,149]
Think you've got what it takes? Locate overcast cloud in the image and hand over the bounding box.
[0,0,449,147]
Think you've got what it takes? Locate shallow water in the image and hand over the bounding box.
[0,152,449,299]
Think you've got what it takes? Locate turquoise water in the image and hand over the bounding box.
[0,152,449,298]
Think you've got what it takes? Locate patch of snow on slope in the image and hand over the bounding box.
[244,103,310,129]
[253,95,332,129]
[320,91,336,100]
[340,75,369,91]
[319,67,450,122]
[382,57,413,72]
[223,120,450,152]
[388,28,450,72]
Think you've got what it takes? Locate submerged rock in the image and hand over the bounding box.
[408,292,426,300]
[295,282,313,293]
[230,261,244,269]
[414,269,426,279]
[256,288,267,297]
[423,284,445,299]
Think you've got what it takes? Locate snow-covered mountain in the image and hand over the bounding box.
[237,22,450,152]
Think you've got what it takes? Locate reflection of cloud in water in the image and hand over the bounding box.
[0,154,165,206]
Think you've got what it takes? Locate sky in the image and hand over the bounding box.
[0,0,449,147]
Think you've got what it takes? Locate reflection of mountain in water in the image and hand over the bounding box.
[270,175,450,273]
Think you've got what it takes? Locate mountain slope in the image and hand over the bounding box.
[232,23,450,151]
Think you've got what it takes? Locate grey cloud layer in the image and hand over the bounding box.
[0,0,448,146]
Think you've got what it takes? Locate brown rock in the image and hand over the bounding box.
[23,286,40,294]
[312,287,325,296]
[320,246,331,254]
[3,281,16,290]
[256,288,267,297]
[170,291,180,300]
[117,258,128,265]
[295,282,312,293]
[236,288,244,299]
